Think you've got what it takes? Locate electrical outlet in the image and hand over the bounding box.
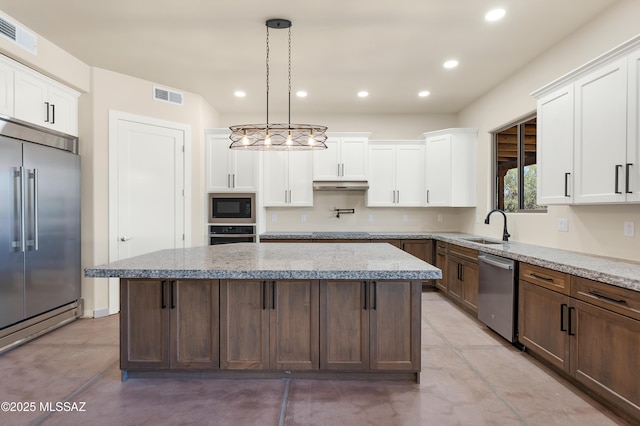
[624,221,635,237]
[402,214,408,223]
[301,214,307,223]
[368,214,374,223]
[437,214,443,223]
[271,214,277,223]
[557,218,568,232]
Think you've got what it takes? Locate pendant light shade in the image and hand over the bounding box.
[229,19,327,150]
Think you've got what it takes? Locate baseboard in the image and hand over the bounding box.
[93,308,110,318]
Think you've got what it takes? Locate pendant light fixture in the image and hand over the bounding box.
[229,19,328,150]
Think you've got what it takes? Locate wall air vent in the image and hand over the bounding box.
[0,15,37,55]
[153,86,184,106]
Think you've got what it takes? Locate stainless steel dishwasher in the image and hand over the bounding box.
[478,254,517,343]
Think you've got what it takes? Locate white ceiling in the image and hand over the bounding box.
[0,0,619,116]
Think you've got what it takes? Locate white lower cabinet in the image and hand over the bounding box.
[264,150,313,206]
[366,141,424,207]
[423,128,477,207]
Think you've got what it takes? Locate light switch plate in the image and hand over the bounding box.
[271,214,277,222]
[624,221,635,237]
[368,214,374,222]
[437,214,443,223]
[557,218,568,232]
[301,214,307,223]
[402,214,408,223]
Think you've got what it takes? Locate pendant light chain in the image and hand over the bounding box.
[266,25,270,126]
[288,26,292,125]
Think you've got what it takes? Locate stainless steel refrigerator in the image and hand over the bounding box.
[0,117,80,340]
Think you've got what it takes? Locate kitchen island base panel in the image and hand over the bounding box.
[121,369,420,383]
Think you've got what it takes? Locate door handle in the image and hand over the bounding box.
[120,236,133,242]
[262,281,267,310]
[33,169,39,251]
[170,280,176,309]
[45,102,50,123]
[564,172,570,197]
[560,303,567,332]
[50,104,55,124]
[161,280,167,309]
[615,165,622,194]
[426,189,430,204]
[363,281,368,310]
[372,281,377,310]
[13,167,25,252]
[232,174,235,188]
[568,306,576,336]
[271,281,276,310]
[626,163,632,194]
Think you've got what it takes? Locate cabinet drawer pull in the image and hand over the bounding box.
[45,102,50,123]
[615,165,622,194]
[262,281,267,310]
[626,163,633,194]
[272,281,276,310]
[568,307,575,336]
[51,104,55,124]
[170,280,176,309]
[560,303,567,332]
[161,280,167,309]
[363,281,368,310]
[372,281,377,310]
[588,290,626,304]
[564,172,570,197]
[530,272,553,282]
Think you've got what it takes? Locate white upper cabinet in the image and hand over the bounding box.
[366,141,424,207]
[533,37,640,205]
[205,129,258,192]
[0,54,79,136]
[423,128,477,207]
[0,56,15,117]
[313,132,369,181]
[627,48,640,202]
[14,66,79,136]
[537,85,575,205]
[574,58,628,204]
[263,150,313,207]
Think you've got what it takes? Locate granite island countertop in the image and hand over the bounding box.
[260,232,640,292]
[84,242,441,280]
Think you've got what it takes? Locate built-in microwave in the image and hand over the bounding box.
[208,193,255,223]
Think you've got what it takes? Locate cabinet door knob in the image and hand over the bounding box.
[120,236,133,242]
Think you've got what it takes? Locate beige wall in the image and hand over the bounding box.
[84,68,219,315]
[457,0,640,262]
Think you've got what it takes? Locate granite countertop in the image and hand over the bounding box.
[84,243,441,280]
[260,232,640,292]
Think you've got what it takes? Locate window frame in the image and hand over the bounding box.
[491,113,546,213]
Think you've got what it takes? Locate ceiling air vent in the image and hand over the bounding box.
[0,15,37,55]
[153,86,184,106]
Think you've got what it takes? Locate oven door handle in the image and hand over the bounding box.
[209,234,256,238]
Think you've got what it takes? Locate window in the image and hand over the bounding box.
[493,116,545,212]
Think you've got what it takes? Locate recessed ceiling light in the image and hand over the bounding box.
[485,8,506,22]
[296,90,307,98]
[357,91,369,98]
[418,91,430,98]
[234,91,246,97]
[443,60,459,69]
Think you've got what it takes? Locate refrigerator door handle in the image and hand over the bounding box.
[14,167,26,252]
[33,168,39,251]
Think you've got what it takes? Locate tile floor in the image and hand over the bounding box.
[0,290,630,426]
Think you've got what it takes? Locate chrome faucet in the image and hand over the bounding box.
[484,209,510,241]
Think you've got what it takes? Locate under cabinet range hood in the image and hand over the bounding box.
[313,180,369,191]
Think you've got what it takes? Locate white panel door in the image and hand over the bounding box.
[117,120,185,260]
[627,48,640,202]
[367,144,396,206]
[263,151,289,206]
[425,135,451,206]
[14,69,48,127]
[395,144,425,206]
[233,149,258,191]
[574,58,628,204]
[206,133,233,191]
[341,138,368,180]
[287,151,314,206]
[313,138,340,180]
[47,84,78,136]
[537,85,575,205]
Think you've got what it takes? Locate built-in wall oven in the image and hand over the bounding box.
[209,225,256,245]
[207,193,256,245]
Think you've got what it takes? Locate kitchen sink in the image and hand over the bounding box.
[462,238,504,245]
